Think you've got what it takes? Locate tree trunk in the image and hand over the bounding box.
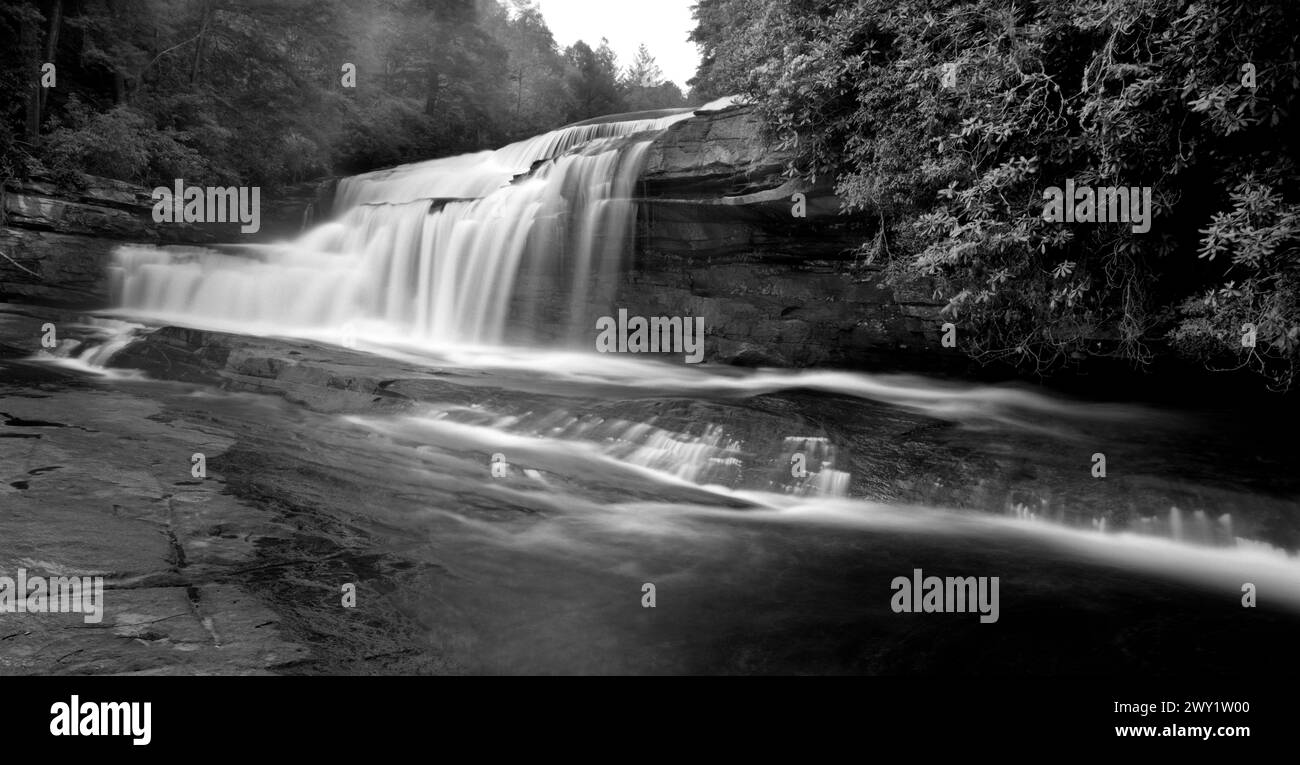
[105,0,129,104]
[424,68,442,115]
[114,71,128,105]
[514,71,523,121]
[190,0,213,85]
[35,0,62,135]
[19,2,41,144]
[424,25,448,116]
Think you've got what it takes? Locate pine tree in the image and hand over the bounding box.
[624,44,663,89]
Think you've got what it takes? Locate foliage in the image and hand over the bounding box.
[690,0,1300,389]
[44,98,220,185]
[564,39,626,121]
[1,0,695,193]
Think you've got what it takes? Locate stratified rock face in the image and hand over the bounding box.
[3,177,156,239]
[640,104,789,198]
[0,175,334,308]
[625,104,947,369]
[2,176,150,307]
[0,228,115,307]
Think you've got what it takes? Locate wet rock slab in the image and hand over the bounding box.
[0,371,310,675]
[5,304,1300,675]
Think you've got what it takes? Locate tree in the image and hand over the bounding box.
[690,0,1300,389]
[686,0,763,100]
[564,38,625,121]
[624,44,663,89]
[0,0,648,192]
[491,0,568,137]
[618,43,688,112]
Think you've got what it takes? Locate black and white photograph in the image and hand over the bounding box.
[0,0,1295,747]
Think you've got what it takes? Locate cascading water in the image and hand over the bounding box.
[45,97,1298,624]
[13,97,1300,675]
[107,105,722,348]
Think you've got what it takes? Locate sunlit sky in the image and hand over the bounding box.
[533,0,701,89]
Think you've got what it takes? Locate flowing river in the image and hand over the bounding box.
[3,104,1297,675]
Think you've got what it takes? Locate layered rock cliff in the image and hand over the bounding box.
[625,104,947,369]
[0,174,332,307]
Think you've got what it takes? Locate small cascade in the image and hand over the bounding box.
[352,404,851,498]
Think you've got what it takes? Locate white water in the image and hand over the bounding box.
[332,107,716,208]
[108,103,730,347]
[29,317,149,380]
[66,97,1300,603]
[340,399,1300,611]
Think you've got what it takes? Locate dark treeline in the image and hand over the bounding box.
[688,0,1300,390]
[0,0,690,190]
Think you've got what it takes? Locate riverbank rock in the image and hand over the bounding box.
[629,104,950,370]
[0,174,335,309]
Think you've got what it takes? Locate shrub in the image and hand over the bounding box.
[44,98,219,186]
[695,0,1300,388]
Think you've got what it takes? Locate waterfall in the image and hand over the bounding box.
[108,104,727,348]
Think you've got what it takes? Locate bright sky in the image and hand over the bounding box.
[533,0,701,89]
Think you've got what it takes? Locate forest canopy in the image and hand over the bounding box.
[0,0,690,191]
[688,0,1300,390]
